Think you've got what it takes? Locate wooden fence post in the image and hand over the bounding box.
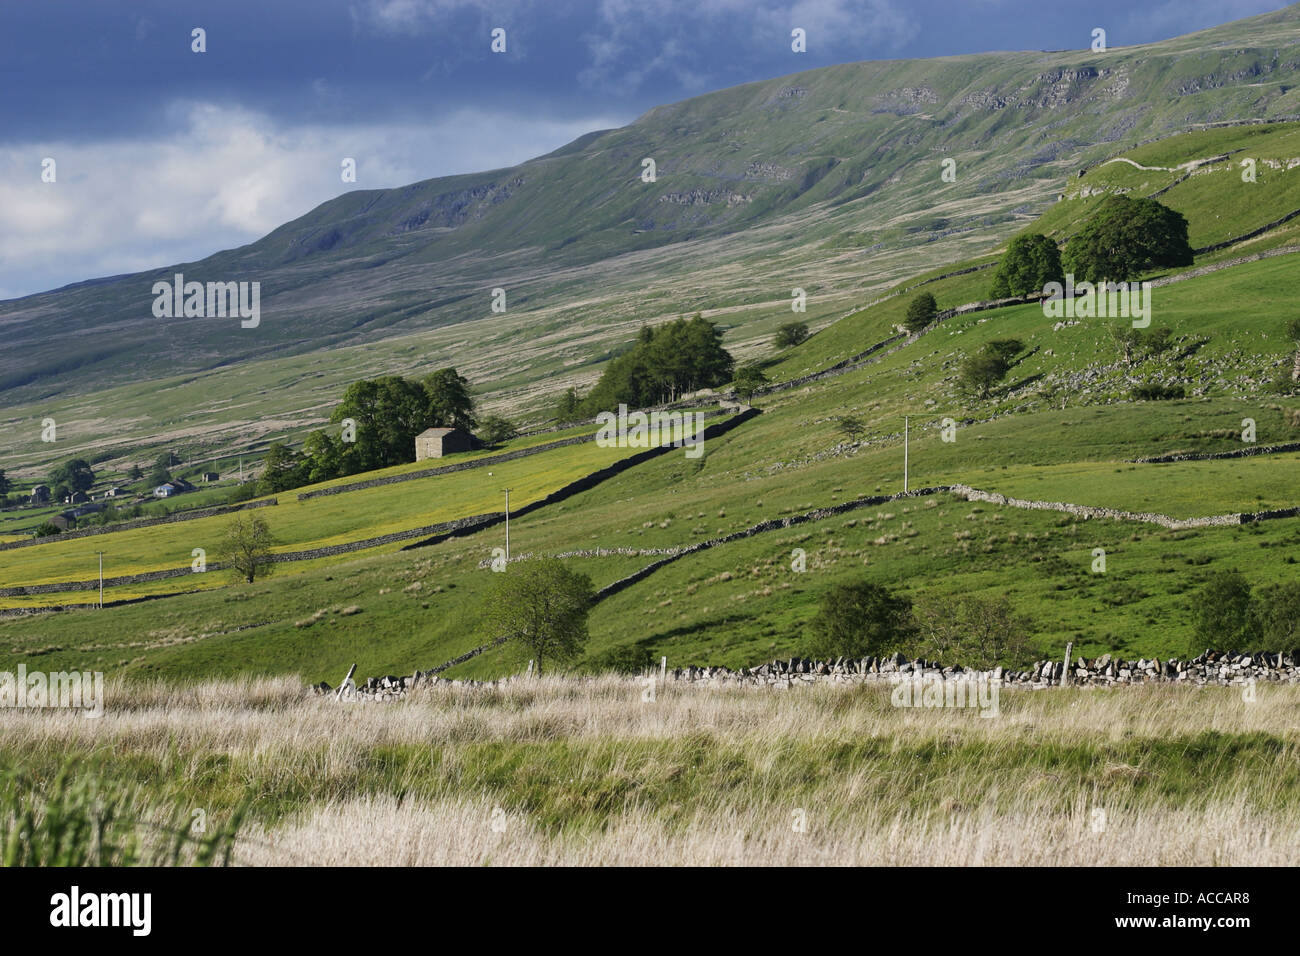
[660,656,667,684]
[1062,642,1073,687]
[336,663,357,701]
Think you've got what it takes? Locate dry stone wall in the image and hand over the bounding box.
[0,498,277,553]
[0,512,499,597]
[311,649,1298,702]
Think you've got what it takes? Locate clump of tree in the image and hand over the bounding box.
[731,363,769,401]
[258,441,305,493]
[989,234,1064,299]
[148,452,178,488]
[328,368,476,473]
[49,459,95,495]
[805,581,1037,668]
[1192,570,1300,656]
[773,322,809,349]
[34,522,63,538]
[252,366,484,493]
[482,559,596,675]
[1062,195,1194,283]
[575,316,734,414]
[804,581,917,660]
[903,293,938,333]
[0,469,10,505]
[554,387,585,424]
[959,339,1023,399]
[218,514,276,584]
[477,416,519,447]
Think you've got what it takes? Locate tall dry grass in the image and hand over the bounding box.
[1,675,1297,865]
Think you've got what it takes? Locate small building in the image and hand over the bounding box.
[30,485,50,505]
[48,513,76,531]
[154,482,180,498]
[102,487,125,498]
[68,491,90,504]
[201,472,220,483]
[414,427,473,461]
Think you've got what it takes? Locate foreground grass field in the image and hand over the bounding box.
[2,676,1295,865]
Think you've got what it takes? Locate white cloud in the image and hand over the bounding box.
[0,102,627,298]
[350,0,538,35]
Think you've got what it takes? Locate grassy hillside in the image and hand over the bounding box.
[6,4,1300,483]
[7,28,1300,683]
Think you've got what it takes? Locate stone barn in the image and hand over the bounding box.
[415,427,473,461]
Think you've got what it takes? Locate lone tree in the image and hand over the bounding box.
[1062,195,1193,283]
[989,234,1064,299]
[959,346,1014,399]
[218,514,276,584]
[913,593,1033,669]
[903,293,938,333]
[835,415,866,444]
[1250,581,1300,656]
[482,558,595,676]
[1192,570,1255,654]
[732,363,769,401]
[774,321,809,349]
[805,581,916,660]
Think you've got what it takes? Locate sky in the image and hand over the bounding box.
[0,0,1290,299]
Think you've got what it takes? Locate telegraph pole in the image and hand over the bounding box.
[903,416,909,493]
[503,488,512,561]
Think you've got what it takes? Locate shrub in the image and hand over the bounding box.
[903,293,938,333]
[0,767,244,866]
[804,581,916,660]
[912,593,1034,669]
[774,322,809,349]
[1131,383,1185,401]
[478,415,519,447]
[1191,570,1256,654]
[959,350,1011,399]
[732,363,769,401]
[1248,581,1300,656]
